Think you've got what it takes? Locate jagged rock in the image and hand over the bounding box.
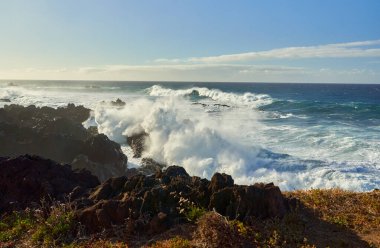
[77,166,287,234]
[110,98,126,106]
[139,157,166,175]
[209,183,286,220]
[0,104,128,181]
[0,155,99,213]
[127,132,148,158]
[209,172,234,193]
[89,176,128,201]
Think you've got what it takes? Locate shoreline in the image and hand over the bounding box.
[0,103,379,247]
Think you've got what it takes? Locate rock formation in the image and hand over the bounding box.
[77,167,287,233]
[0,155,99,213]
[0,104,127,181]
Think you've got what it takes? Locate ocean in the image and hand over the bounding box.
[1,80,379,191]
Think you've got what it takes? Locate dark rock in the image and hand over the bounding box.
[139,157,166,175]
[214,103,230,108]
[87,126,99,136]
[0,155,99,213]
[209,183,286,220]
[127,132,148,158]
[149,212,169,234]
[110,98,126,106]
[90,176,128,201]
[209,172,234,193]
[163,165,190,178]
[77,166,287,235]
[0,98,11,102]
[0,104,128,181]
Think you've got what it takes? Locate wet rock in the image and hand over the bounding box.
[110,98,126,106]
[127,132,148,158]
[139,157,166,175]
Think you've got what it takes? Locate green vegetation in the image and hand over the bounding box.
[0,212,35,242]
[184,206,206,223]
[0,203,76,247]
[31,203,76,246]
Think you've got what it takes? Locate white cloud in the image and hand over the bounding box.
[1,40,379,83]
[154,40,380,63]
[1,63,378,83]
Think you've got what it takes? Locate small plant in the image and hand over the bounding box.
[0,211,35,242]
[184,205,206,223]
[229,220,249,237]
[32,202,76,246]
[176,195,206,222]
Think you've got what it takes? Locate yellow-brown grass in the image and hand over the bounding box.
[286,189,380,232]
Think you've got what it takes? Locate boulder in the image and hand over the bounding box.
[209,172,234,193]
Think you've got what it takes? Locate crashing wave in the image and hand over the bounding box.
[148,85,273,108]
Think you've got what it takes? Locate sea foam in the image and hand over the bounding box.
[90,93,380,191]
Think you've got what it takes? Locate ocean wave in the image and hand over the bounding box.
[148,85,273,108]
[261,99,380,122]
[90,96,380,191]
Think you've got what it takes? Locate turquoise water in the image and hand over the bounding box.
[1,80,379,191]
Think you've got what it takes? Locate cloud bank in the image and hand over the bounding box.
[1,40,379,83]
[156,40,380,63]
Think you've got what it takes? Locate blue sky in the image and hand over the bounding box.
[0,0,379,83]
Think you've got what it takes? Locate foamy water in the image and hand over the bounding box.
[1,80,379,191]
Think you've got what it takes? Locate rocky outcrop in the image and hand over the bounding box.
[110,98,126,107]
[127,132,148,158]
[138,157,166,175]
[0,104,127,181]
[0,155,99,213]
[76,166,287,234]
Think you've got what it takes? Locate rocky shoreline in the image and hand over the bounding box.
[0,104,379,247]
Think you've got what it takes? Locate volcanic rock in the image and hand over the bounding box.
[0,155,99,213]
[77,166,287,234]
[127,132,148,158]
[0,104,127,181]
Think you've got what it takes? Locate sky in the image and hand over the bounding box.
[0,0,379,83]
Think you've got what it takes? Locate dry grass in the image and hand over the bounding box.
[146,236,192,248]
[286,188,380,247]
[192,211,243,248]
[286,189,380,232]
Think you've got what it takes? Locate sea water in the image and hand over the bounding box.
[1,80,379,191]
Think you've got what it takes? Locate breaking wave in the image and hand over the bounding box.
[148,85,273,108]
